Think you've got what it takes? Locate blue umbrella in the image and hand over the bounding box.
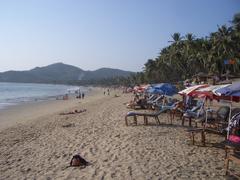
[147,88,164,94]
[147,83,177,96]
[214,82,240,97]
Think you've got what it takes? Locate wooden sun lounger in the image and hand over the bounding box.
[125,106,174,126]
[186,127,228,146]
[125,110,160,126]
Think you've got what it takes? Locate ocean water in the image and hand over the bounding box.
[0,82,83,109]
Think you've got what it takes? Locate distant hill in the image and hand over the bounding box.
[0,63,134,84]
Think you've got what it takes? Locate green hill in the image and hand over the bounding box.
[0,63,133,84]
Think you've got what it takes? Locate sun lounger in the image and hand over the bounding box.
[126,95,164,110]
[168,101,184,124]
[186,106,232,146]
[202,106,230,132]
[182,101,205,126]
[125,103,178,126]
[147,95,162,104]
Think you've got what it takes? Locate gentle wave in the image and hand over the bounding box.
[0,82,85,109]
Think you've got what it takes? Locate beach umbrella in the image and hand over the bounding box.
[134,84,151,93]
[187,84,231,131]
[133,86,143,93]
[191,84,231,99]
[178,84,209,96]
[179,82,240,139]
[147,83,177,96]
[212,82,240,138]
[214,82,240,97]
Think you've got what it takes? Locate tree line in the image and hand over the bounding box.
[74,13,240,87]
[143,12,240,83]
[111,12,240,87]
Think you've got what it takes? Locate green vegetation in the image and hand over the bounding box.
[115,12,240,86]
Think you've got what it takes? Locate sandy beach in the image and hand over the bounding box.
[0,88,237,179]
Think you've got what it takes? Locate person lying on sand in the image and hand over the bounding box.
[59,109,87,115]
[126,94,147,109]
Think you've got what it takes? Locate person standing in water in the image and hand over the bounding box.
[78,89,82,99]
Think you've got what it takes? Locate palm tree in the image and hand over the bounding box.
[134,14,240,85]
[209,25,234,74]
[169,32,183,45]
[232,12,240,30]
[144,59,158,83]
[185,33,195,42]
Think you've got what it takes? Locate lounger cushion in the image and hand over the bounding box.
[127,112,136,116]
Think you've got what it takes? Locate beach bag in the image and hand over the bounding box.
[70,154,89,167]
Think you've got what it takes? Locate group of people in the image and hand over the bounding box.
[103,89,110,95]
[126,93,184,111]
[76,89,85,99]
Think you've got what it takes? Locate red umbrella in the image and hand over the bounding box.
[178,84,209,96]
[191,84,231,100]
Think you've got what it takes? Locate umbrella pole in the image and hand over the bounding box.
[227,96,233,139]
[204,97,208,130]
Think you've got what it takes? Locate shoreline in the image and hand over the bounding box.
[0,82,90,111]
[0,87,102,131]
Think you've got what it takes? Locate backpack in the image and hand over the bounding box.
[70,154,89,167]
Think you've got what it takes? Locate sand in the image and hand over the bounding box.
[0,88,101,130]
[0,88,238,179]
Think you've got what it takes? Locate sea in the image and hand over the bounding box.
[0,82,84,110]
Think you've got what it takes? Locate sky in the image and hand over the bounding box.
[0,0,239,72]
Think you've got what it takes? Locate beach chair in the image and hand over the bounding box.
[230,108,240,118]
[153,96,175,108]
[147,94,157,102]
[168,101,184,124]
[204,106,230,133]
[187,106,231,146]
[147,95,161,104]
[146,95,164,109]
[126,94,161,110]
[125,102,178,126]
[134,95,165,110]
[182,101,205,127]
[224,111,240,177]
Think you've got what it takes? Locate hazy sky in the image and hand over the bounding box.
[0,0,239,72]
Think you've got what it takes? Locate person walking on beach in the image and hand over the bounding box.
[82,92,85,99]
[107,89,110,95]
[78,89,82,99]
